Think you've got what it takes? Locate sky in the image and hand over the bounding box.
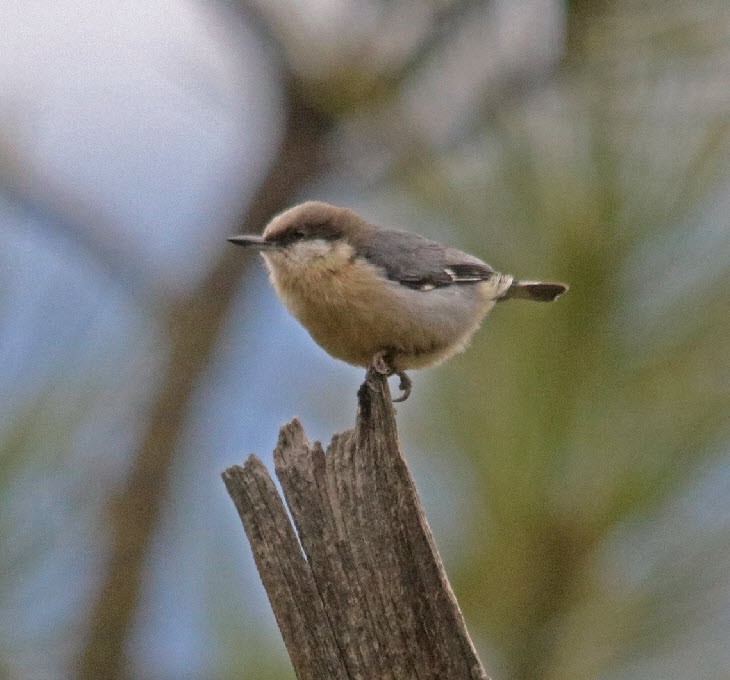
[0,1,279,676]
[0,0,279,290]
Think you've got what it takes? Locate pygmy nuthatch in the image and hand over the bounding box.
[229,201,568,402]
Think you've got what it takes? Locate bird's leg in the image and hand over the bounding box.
[370,350,412,402]
[371,349,393,376]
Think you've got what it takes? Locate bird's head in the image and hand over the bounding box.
[228,201,374,270]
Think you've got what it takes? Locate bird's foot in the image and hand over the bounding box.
[370,351,412,402]
[392,371,412,403]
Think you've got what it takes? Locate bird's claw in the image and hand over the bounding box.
[392,371,412,402]
[370,351,412,402]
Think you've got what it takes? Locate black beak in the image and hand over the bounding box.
[227,235,279,250]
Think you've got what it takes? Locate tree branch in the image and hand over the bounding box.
[223,370,490,680]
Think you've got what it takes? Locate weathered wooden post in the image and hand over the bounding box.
[222,368,490,680]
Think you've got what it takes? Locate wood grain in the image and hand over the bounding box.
[222,369,490,680]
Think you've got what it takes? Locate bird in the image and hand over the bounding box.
[229,201,567,402]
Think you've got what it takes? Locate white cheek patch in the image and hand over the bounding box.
[262,239,356,284]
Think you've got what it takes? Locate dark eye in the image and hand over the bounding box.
[271,228,306,246]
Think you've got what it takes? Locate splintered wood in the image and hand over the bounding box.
[222,369,489,680]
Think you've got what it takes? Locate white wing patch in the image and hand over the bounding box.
[444,267,485,283]
[398,263,494,291]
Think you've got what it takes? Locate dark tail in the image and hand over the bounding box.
[501,280,569,302]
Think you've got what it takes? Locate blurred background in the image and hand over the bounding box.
[2,0,730,679]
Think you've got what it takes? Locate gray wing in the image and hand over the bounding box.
[354,229,495,290]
